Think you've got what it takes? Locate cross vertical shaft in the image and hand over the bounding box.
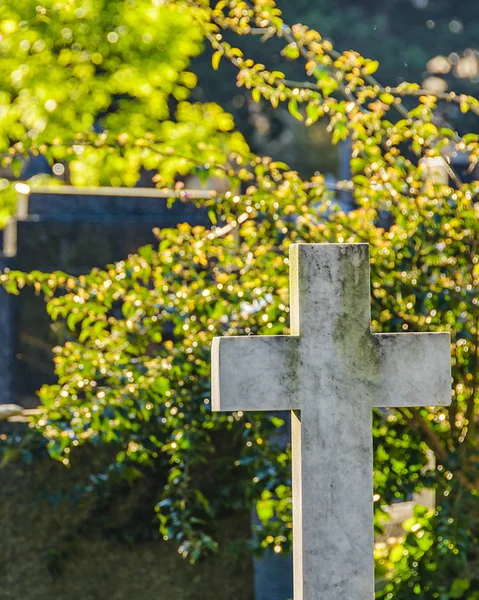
[292,404,375,600]
[290,244,375,599]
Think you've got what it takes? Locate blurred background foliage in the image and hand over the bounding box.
[192,0,479,174]
[0,0,478,598]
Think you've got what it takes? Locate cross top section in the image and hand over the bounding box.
[289,243,371,338]
[212,244,450,414]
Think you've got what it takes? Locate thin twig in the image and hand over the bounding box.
[398,407,448,461]
[398,407,476,494]
[282,78,479,115]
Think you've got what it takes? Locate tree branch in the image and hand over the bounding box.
[398,407,448,462]
[398,407,477,494]
[282,80,479,117]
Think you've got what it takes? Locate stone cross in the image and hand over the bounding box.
[211,244,451,600]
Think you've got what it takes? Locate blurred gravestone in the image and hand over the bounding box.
[252,412,293,600]
[0,186,211,407]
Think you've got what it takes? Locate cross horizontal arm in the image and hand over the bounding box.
[211,335,300,412]
[370,332,451,407]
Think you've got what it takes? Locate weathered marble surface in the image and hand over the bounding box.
[212,243,451,600]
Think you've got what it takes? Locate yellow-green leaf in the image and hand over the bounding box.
[283,43,300,60]
[211,51,222,71]
[363,60,379,75]
[252,87,262,103]
[306,102,320,125]
[380,92,395,105]
[288,98,303,121]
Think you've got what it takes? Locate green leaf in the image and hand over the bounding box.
[449,579,470,599]
[11,158,23,177]
[463,133,479,144]
[256,497,275,524]
[312,67,329,81]
[332,122,348,144]
[283,44,300,60]
[422,123,438,139]
[389,544,405,563]
[288,98,303,121]
[208,209,217,225]
[67,311,83,331]
[322,78,338,97]
[350,158,366,173]
[306,102,320,125]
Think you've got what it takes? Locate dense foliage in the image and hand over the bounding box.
[0,0,478,597]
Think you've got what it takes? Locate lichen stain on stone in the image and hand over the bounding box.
[284,336,301,401]
[333,247,383,386]
[288,244,388,403]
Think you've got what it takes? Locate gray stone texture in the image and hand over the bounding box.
[212,243,451,600]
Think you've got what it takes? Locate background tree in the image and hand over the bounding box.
[192,0,479,175]
[0,0,478,597]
